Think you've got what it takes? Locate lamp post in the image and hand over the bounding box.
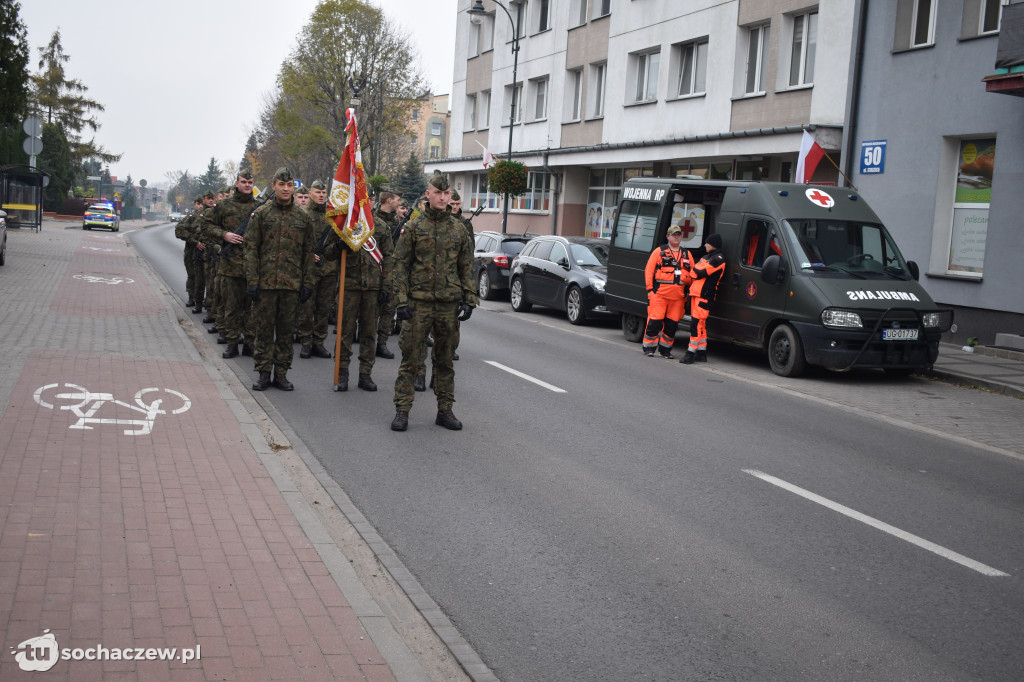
[469,0,521,234]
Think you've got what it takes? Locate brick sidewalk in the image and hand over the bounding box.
[0,224,401,679]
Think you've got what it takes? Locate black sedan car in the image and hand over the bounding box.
[508,236,611,325]
[472,231,536,300]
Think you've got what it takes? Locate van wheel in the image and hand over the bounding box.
[566,286,586,325]
[768,324,806,377]
[621,313,644,343]
[510,277,532,312]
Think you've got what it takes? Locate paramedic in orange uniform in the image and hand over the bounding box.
[642,223,692,358]
[681,232,726,365]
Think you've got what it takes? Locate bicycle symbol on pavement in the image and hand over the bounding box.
[33,383,191,436]
[72,274,135,285]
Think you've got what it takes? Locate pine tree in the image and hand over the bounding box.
[0,0,31,164]
[395,152,427,204]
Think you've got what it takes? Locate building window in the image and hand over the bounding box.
[507,82,523,124]
[429,139,441,160]
[431,122,442,136]
[744,24,770,95]
[532,77,549,120]
[586,168,630,239]
[480,90,491,129]
[481,12,495,51]
[470,172,499,209]
[589,62,606,117]
[981,0,1002,34]
[944,138,995,277]
[412,109,419,122]
[533,0,551,33]
[912,0,936,47]
[594,0,611,19]
[566,68,583,121]
[673,39,708,97]
[515,1,528,39]
[511,172,552,212]
[465,94,477,131]
[632,49,660,103]
[571,0,588,27]
[789,11,817,86]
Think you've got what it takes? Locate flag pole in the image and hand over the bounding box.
[821,152,859,192]
[332,255,347,389]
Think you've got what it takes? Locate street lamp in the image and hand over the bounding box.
[469,0,521,234]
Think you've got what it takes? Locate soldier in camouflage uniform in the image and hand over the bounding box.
[294,185,311,209]
[390,171,478,431]
[244,167,316,391]
[201,170,257,357]
[175,197,203,308]
[200,191,222,326]
[192,191,217,314]
[296,180,339,360]
[321,187,394,392]
[372,190,403,359]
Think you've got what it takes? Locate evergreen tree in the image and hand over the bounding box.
[0,0,31,165]
[395,152,427,204]
[39,122,72,210]
[196,157,223,193]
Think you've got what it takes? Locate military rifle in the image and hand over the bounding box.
[220,191,271,260]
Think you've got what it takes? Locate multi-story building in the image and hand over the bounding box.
[434,0,1023,342]
[410,92,452,163]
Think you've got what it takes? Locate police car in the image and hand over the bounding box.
[83,202,120,232]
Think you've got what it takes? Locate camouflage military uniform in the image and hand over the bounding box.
[244,193,316,377]
[373,207,402,347]
[174,208,200,305]
[296,201,340,353]
[392,205,478,414]
[323,215,394,381]
[201,191,257,345]
[200,203,222,322]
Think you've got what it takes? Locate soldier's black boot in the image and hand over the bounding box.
[358,374,377,391]
[300,344,312,359]
[186,298,195,308]
[413,375,426,392]
[375,342,394,359]
[207,325,218,334]
[311,343,332,358]
[429,374,434,389]
[452,352,459,361]
[253,371,272,391]
[435,409,463,431]
[391,411,409,432]
[680,351,696,365]
[242,342,254,357]
[217,334,227,345]
[696,350,708,362]
[222,344,239,359]
[336,373,348,392]
[203,315,216,324]
[426,336,434,348]
[273,371,294,391]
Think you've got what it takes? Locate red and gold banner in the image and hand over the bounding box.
[328,109,376,254]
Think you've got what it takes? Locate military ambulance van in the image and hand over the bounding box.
[605,178,953,377]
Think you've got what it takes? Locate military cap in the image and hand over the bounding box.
[237,170,254,180]
[194,195,203,204]
[666,224,683,236]
[295,186,309,195]
[219,186,231,194]
[400,198,409,207]
[310,179,327,190]
[428,170,450,191]
[450,189,461,201]
[203,189,216,199]
[272,167,294,182]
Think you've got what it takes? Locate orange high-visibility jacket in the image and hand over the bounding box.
[687,249,726,302]
[645,245,692,292]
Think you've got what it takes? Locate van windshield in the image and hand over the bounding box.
[783,219,912,280]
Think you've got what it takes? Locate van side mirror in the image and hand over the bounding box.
[907,260,920,281]
[558,258,570,270]
[761,255,786,285]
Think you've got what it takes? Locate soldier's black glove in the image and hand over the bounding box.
[246,285,260,302]
[378,290,390,307]
[457,303,473,321]
[299,286,313,304]
[396,306,413,321]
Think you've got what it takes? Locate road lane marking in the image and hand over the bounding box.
[743,469,1010,577]
[484,360,567,393]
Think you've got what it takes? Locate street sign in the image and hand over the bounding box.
[23,137,43,156]
[860,140,887,175]
[23,116,43,138]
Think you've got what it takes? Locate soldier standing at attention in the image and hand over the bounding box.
[390,171,477,432]
[372,190,403,360]
[244,167,315,391]
[201,171,257,358]
[201,191,223,326]
[297,180,338,360]
[294,185,311,209]
[175,197,203,308]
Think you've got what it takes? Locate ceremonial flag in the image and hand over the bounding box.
[477,140,494,168]
[796,130,826,184]
[328,109,381,263]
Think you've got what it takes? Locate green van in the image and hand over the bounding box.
[605,178,953,377]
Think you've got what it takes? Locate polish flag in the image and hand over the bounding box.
[477,140,494,168]
[796,130,826,184]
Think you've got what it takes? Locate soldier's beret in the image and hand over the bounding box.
[310,179,327,190]
[203,189,216,199]
[450,189,461,201]
[194,195,203,204]
[273,167,294,182]
[219,186,230,194]
[295,186,309,195]
[428,170,450,191]
[238,170,254,180]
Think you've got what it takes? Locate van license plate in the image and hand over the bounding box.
[882,328,918,341]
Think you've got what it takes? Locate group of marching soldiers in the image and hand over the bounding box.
[174,168,478,431]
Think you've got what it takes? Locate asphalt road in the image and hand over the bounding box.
[132,223,1024,682]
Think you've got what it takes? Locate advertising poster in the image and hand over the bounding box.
[955,139,995,204]
[948,208,988,273]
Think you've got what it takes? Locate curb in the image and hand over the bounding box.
[924,367,1024,399]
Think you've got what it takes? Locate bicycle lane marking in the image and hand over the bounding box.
[50,263,165,317]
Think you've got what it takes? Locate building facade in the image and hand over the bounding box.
[434,0,1023,341]
[410,93,452,163]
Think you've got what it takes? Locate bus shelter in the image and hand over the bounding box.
[0,164,49,232]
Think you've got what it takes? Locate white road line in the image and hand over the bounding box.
[484,360,567,393]
[743,469,1010,577]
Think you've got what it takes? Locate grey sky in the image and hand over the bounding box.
[18,0,457,187]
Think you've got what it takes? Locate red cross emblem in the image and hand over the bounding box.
[679,218,697,239]
[805,188,834,208]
